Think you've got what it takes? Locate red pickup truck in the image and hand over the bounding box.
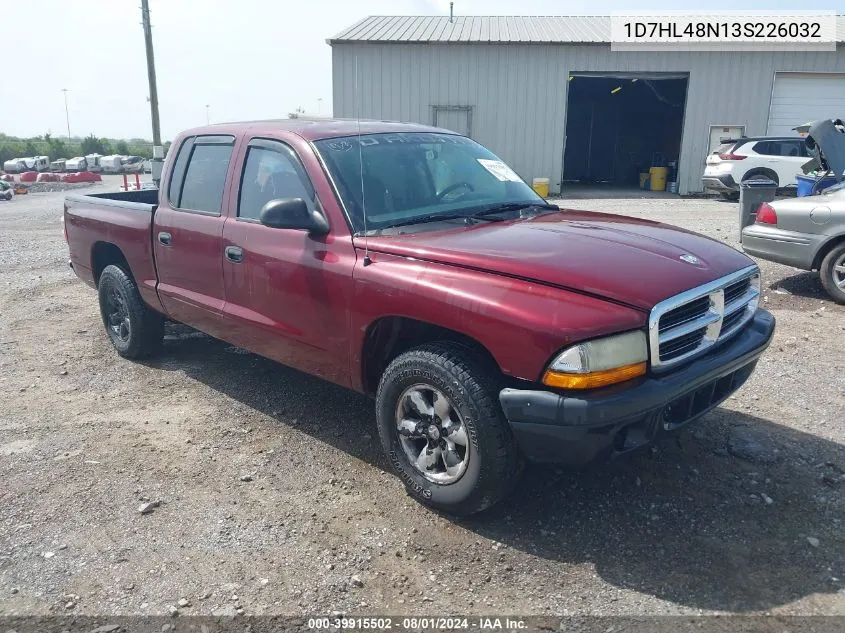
[65,120,775,515]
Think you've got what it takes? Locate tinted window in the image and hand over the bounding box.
[314,132,541,233]
[238,145,314,221]
[752,141,774,155]
[178,144,233,213]
[167,139,192,204]
[754,140,804,157]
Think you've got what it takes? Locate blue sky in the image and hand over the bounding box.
[2,0,841,140]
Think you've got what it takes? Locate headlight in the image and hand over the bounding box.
[543,330,648,389]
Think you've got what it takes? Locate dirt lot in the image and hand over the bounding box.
[1,181,843,618]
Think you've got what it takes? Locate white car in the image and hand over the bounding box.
[702,136,810,199]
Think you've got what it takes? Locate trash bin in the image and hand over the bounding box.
[738,177,777,242]
[796,173,838,197]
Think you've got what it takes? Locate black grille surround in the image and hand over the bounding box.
[649,266,761,371]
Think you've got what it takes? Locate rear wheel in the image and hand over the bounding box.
[819,243,845,304]
[97,265,164,358]
[720,191,739,201]
[375,342,523,516]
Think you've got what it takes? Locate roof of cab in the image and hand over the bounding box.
[179,118,454,142]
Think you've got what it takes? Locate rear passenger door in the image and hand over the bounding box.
[777,140,810,187]
[153,135,236,337]
[755,139,807,187]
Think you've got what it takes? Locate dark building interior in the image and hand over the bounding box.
[562,74,689,187]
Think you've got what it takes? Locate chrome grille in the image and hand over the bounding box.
[659,296,711,333]
[659,326,708,361]
[649,266,760,371]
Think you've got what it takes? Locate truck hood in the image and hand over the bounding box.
[362,210,755,311]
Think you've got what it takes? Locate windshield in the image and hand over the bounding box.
[314,132,544,232]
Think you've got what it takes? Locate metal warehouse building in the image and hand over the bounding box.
[329,15,845,195]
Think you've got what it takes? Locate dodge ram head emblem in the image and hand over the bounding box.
[680,254,700,264]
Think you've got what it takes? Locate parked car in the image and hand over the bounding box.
[742,119,845,303]
[121,155,145,173]
[0,180,13,201]
[64,119,775,515]
[703,136,810,198]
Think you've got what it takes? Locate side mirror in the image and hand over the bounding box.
[258,198,329,235]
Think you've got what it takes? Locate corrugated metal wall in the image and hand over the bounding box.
[332,42,845,195]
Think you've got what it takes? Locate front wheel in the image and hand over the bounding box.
[97,265,164,358]
[819,243,845,304]
[375,343,523,516]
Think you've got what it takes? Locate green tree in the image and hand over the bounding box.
[115,140,129,155]
[47,138,69,160]
[81,134,103,155]
[23,141,38,157]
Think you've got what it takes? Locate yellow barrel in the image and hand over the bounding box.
[532,177,550,198]
[639,172,649,189]
[649,167,668,192]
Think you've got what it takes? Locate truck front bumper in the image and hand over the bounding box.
[499,309,775,464]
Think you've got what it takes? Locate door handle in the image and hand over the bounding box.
[157,232,172,245]
[225,245,243,263]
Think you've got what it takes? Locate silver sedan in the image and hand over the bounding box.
[741,183,845,304]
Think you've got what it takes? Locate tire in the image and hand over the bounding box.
[819,243,845,304]
[97,264,164,358]
[720,191,739,201]
[375,342,523,516]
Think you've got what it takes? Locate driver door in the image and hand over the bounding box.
[220,138,350,385]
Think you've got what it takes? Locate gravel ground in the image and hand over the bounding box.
[0,184,843,618]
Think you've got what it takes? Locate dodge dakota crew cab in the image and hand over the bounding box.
[65,120,775,515]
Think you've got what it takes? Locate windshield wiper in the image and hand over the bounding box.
[381,213,476,230]
[365,201,559,233]
[468,201,559,220]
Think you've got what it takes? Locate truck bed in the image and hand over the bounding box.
[65,188,159,212]
[64,188,163,313]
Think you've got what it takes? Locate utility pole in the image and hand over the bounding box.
[317,97,322,115]
[61,89,71,139]
[205,104,210,125]
[141,0,163,183]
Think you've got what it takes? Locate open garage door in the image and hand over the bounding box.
[767,73,845,137]
[562,73,688,190]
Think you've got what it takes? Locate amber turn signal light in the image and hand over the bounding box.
[542,361,647,390]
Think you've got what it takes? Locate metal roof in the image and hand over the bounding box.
[330,15,845,44]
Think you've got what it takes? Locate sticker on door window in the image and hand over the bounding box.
[477,159,521,182]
